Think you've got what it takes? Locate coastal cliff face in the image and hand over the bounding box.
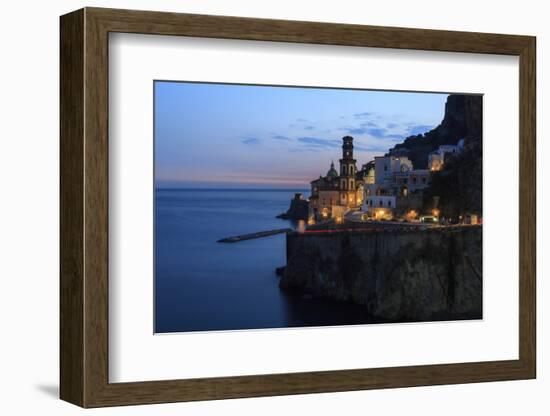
[423,95,483,217]
[390,94,482,169]
[280,227,482,322]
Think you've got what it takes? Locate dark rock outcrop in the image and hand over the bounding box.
[275,266,286,276]
[280,227,482,322]
[277,193,309,220]
[389,94,482,169]
[422,95,483,217]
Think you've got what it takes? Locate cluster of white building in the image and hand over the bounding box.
[362,139,465,220]
[428,139,465,172]
[308,136,467,222]
[362,139,465,219]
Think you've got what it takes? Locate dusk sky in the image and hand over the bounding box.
[155,81,448,188]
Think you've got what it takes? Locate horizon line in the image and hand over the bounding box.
[156,186,310,190]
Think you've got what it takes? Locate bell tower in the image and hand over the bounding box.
[339,136,358,206]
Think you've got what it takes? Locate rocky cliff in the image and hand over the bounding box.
[389,94,482,169]
[422,94,483,217]
[280,227,482,322]
[277,193,309,220]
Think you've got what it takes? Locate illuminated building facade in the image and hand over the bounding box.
[428,139,465,171]
[309,136,363,220]
[363,155,431,219]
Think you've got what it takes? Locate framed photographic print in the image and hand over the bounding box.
[60,7,536,407]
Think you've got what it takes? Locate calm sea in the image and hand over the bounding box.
[155,188,377,333]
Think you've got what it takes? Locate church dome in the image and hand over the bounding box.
[326,161,338,177]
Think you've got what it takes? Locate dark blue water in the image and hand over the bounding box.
[155,188,377,333]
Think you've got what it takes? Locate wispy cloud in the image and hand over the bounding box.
[353,112,372,119]
[293,135,388,154]
[339,118,411,143]
[241,137,260,145]
[272,134,292,141]
[290,118,316,130]
[342,127,369,135]
[340,124,396,139]
[297,136,341,148]
[362,128,402,142]
[340,117,384,136]
[288,147,320,153]
[364,127,388,138]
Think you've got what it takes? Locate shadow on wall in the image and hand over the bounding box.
[34,384,59,399]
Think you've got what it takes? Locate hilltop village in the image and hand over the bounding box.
[305,135,470,224]
[279,135,483,320]
[278,132,483,320]
[277,94,483,321]
[279,94,483,226]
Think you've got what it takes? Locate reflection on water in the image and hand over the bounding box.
[155,188,378,333]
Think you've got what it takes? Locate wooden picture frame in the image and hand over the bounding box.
[60,7,536,408]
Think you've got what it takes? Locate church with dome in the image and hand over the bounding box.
[308,136,366,220]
